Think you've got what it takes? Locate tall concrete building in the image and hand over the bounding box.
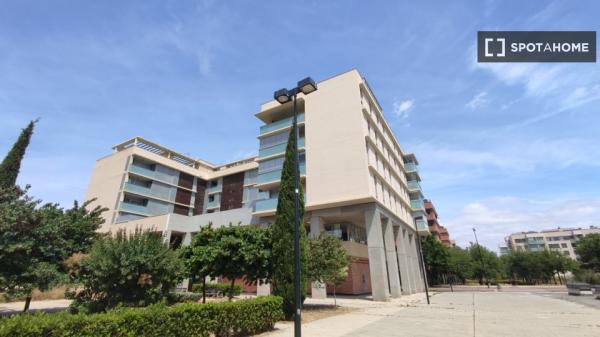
[85,69,428,301]
[502,226,600,260]
[423,199,452,247]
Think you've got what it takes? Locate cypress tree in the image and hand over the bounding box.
[0,120,36,189]
[271,126,308,319]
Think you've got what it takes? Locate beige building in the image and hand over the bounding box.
[85,69,429,301]
[502,226,600,260]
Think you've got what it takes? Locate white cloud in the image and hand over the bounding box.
[445,197,600,251]
[466,91,489,109]
[392,99,414,119]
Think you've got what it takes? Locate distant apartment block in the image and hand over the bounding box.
[424,199,453,247]
[85,69,431,301]
[501,226,600,260]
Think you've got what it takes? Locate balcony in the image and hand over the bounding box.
[119,201,151,216]
[256,162,306,186]
[410,199,425,211]
[259,113,305,136]
[407,180,422,192]
[259,138,305,159]
[254,198,278,213]
[123,182,174,202]
[415,219,428,232]
[404,162,418,173]
[206,199,220,209]
[206,185,221,194]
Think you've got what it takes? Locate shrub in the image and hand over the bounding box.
[0,296,283,337]
[573,270,600,285]
[191,283,242,297]
[69,230,185,313]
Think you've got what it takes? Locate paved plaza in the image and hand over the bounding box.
[264,291,600,337]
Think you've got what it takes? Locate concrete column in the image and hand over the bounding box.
[257,280,271,296]
[365,206,390,301]
[397,228,413,294]
[309,215,327,299]
[395,228,409,294]
[310,215,323,238]
[162,230,172,246]
[182,232,193,246]
[383,220,402,298]
[408,235,418,293]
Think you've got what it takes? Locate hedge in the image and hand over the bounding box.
[0,296,283,337]
[192,283,242,297]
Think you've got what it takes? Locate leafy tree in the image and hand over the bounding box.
[70,230,185,313]
[0,187,105,312]
[307,234,349,306]
[576,233,600,272]
[468,244,501,285]
[0,120,36,189]
[447,246,473,284]
[183,225,217,303]
[420,235,449,285]
[184,224,272,302]
[271,127,308,319]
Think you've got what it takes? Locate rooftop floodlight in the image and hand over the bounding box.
[297,77,317,95]
[274,88,290,104]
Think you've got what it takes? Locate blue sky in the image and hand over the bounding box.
[1,0,599,250]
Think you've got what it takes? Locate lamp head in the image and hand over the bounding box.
[274,88,290,104]
[297,77,317,95]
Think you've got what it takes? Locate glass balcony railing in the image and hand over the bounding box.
[123,182,152,196]
[206,200,220,209]
[260,114,305,135]
[254,198,278,212]
[206,185,221,194]
[119,201,151,215]
[404,162,418,173]
[415,219,428,231]
[259,138,305,159]
[410,199,424,210]
[407,180,421,192]
[256,162,305,185]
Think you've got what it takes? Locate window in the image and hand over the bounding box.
[208,195,215,202]
[561,243,568,248]
[209,180,218,188]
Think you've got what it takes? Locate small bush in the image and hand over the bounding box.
[0,296,283,337]
[191,283,242,296]
[573,270,600,285]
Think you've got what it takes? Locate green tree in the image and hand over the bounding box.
[447,246,473,284]
[0,120,36,189]
[0,188,105,312]
[183,225,217,303]
[576,233,600,272]
[271,127,308,319]
[307,234,349,306]
[70,230,185,313]
[468,244,501,285]
[420,235,449,285]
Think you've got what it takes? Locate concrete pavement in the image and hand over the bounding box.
[263,291,600,337]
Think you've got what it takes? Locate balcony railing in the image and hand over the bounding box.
[206,185,221,194]
[404,162,418,173]
[119,201,151,215]
[415,219,428,231]
[256,162,306,185]
[407,180,421,192]
[123,182,175,202]
[206,200,220,209]
[260,114,305,136]
[259,138,305,159]
[254,198,278,212]
[410,199,424,210]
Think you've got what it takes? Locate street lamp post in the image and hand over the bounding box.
[472,227,490,288]
[274,77,318,337]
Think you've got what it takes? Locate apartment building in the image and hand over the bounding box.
[85,69,428,301]
[502,226,600,260]
[424,199,452,247]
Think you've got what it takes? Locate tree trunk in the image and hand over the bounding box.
[202,276,206,304]
[188,274,195,292]
[229,279,235,301]
[333,285,337,307]
[23,296,32,313]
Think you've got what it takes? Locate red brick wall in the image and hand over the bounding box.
[326,257,371,295]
